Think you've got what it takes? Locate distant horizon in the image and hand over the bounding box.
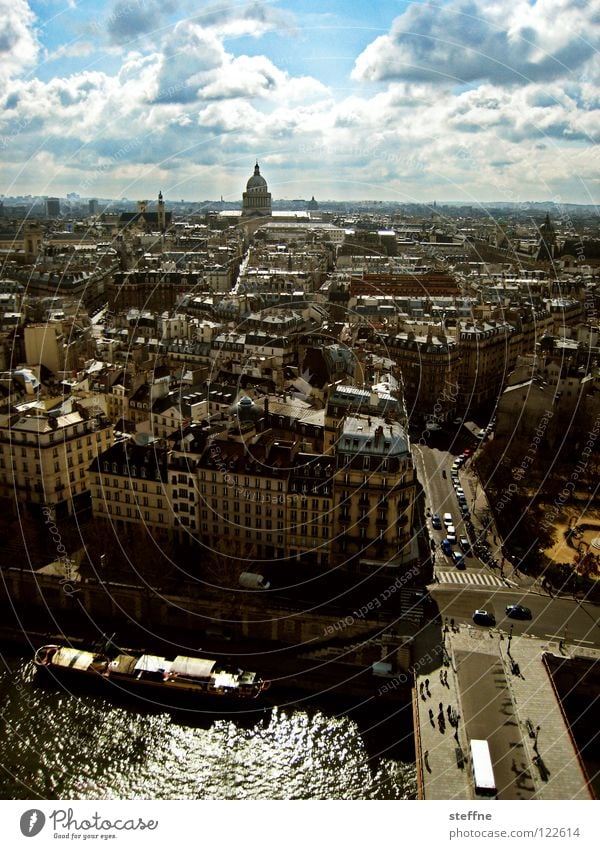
[1,2,597,207]
[1,193,597,213]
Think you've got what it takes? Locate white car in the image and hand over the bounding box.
[443,513,453,526]
[456,487,465,498]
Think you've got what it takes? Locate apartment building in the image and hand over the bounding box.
[376,330,460,425]
[456,320,519,410]
[0,405,112,518]
[90,439,170,533]
[332,416,417,571]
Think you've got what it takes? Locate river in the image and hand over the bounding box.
[0,651,416,800]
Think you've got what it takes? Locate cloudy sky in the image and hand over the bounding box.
[1,0,598,203]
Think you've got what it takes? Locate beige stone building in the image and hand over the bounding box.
[90,405,419,576]
[0,405,112,518]
[90,439,170,533]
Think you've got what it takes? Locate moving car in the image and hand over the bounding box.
[472,609,495,626]
[431,514,442,530]
[441,539,453,555]
[451,551,465,569]
[505,604,532,620]
[443,512,453,526]
[459,536,471,554]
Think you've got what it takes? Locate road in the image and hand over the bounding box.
[413,438,501,581]
[430,585,600,648]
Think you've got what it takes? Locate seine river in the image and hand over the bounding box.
[0,651,416,800]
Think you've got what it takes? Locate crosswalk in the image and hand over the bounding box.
[436,571,506,587]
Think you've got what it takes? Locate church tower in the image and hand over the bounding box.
[536,213,556,262]
[242,162,272,218]
[157,191,166,232]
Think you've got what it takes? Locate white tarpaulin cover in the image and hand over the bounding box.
[171,656,216,679]
[53,648,97,670]
[133,655,172,674]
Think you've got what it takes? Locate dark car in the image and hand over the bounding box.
[451,551,466,569]
[472,609,495,626]
[441,539,453,555]
[432,514,442,530]
[505,604,532,620]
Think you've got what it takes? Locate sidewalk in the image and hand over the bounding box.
[459,458,527,588]
[413,624,595,800]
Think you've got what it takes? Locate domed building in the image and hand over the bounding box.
[242,162,272,218]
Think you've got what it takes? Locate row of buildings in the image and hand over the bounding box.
[0,163,598,581]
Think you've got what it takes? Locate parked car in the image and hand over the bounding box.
[456,487,465,498]
[505,604,532,620]
[463,449,471,456]
[472,609,495,626]
[432,514,442,529]
[459,536,471,554]
[460,504,470,516]
[441,539,453,555]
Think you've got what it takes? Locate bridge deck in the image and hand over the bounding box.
[413,626,595,799]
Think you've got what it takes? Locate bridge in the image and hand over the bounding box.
[413,623,596,799]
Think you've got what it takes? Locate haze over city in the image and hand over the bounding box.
[1,0,598,204]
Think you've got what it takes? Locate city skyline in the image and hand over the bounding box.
[1,0,598,205]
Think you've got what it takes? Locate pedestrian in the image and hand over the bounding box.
[447,705,452,722]
[429,708,434,726]
[425,678,430,696]
[424,750,431,773]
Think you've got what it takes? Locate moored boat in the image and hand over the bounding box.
[33,644,268,704]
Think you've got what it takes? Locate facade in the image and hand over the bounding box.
[456,320,519,410]
[376,330,459,425]
[242,163,272,219]
[24,323,65,375]
[90,440,170,533]
[332,416,417,571]
[91,410,419,574]
[0,406,112,518]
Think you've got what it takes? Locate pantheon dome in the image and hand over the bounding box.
[242,162,272,218]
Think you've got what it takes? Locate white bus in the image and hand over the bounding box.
[470,739,496,797]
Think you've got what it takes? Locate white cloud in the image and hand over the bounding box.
[192,1,294,39]
[352,0,599,87]
[0,0,40,82]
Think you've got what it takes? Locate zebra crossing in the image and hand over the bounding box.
[437,571,506,587]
